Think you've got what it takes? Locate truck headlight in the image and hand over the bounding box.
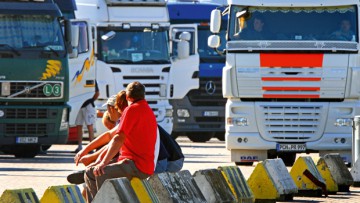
[165,109,173,117]
[60,108,69,131]
[160,84,167,97]
[334,118,352,127]
[227,117,248,126]
[177,109,190,118]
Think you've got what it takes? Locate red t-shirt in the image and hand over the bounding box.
[116,99,157,175]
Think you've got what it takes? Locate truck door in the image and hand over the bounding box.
[169,24,199,99]
[68,20,96,125]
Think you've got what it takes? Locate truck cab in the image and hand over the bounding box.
[0,0,72,158]
[75,0,199,135]
[168,1,227,142]
[209,0,360,165]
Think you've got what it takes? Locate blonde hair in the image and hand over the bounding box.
[115,90,128,113]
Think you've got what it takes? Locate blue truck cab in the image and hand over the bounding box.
[167,2,227,142]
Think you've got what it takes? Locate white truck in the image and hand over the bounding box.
[209,0,360,165]
[75,0,199,134]
[55,0,97,142]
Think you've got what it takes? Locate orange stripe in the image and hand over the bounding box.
[263,94,320,98]
[260,53,323,67]
[262,87,320,91]
[262,77,321,81]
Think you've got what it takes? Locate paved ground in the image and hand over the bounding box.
[1,137,360,202]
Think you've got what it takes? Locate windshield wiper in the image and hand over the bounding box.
[0,44,20,56]
[23,45,60,57]
[107,59,133,64]
[134,59,170,64]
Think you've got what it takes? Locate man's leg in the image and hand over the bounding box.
[87,124,94,142]
[76,125,83,152]
[84,159,149,203]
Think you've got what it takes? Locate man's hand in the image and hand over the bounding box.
[74,149,87,166]
[93,162,107,176]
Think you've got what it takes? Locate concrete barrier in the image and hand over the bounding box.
[40,185,85,203]
[351,157,360,187]
[193,169,236,203]
[247,159,297,203]
[290,156,325,197]
[323,154,354,192]
[314,157,338,194]
[130,177,160,203]
[92,178,140,203]
[218,166,254,203]
[177,170,207,203]
[0,188,39,203]
[149,171,206,203]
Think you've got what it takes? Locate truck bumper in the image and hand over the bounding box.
[170,97,225,133]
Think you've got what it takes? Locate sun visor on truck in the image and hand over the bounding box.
[0,2,61,16]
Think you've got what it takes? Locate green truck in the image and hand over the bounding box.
[0,0,72,158]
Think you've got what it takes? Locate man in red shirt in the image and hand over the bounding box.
[83,81,158,202]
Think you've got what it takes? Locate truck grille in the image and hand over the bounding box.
[2,109,51,119]
[0,81,63,99]
[258,104,325,141]
[188,78,226,106]
[123,78,162,97]
[4,123,51,136]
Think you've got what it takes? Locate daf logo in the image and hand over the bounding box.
[24,86,31,94]
[205,81,216,95]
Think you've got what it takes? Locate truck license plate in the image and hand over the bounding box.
[16,137,38,144]
[203,111,219,117]
[276,143,306,152]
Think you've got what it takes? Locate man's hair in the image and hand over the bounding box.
[126,81,145,100]
[115,90,128,113]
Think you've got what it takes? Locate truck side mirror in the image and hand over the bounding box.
[177,32,191,59]
[208,35,220,49]
[64,20,73,54]
[210,9,221,34]
[69,25,79,59]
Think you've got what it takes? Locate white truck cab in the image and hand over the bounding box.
[75,0,199,134]
[209,0,360,165]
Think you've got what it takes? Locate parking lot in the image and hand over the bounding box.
[1,137,360,202]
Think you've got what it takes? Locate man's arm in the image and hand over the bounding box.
[74,124,118,165]
[93,132,126,176]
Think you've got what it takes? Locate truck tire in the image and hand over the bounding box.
[278,153,296,166]
[235,162,253,166]
[215,133,225,141]
[41,145,52,151]
[187,133,213,143]
[13,145,41,158]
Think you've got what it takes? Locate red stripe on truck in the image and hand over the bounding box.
[262,77,321,81]
[263,94,320,98]
[262,87,320,91]
[260,53,324,67]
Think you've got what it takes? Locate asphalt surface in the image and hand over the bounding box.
[1,137,360,202]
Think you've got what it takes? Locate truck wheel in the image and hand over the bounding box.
[235,162,253,166]
[41,145,52,151]
[13,145,41,158]
[215,133,225,141]
[278,153,296,166]
[187,133,213,143]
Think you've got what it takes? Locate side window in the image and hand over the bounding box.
[172,28,195,56]
[72,21,89,54]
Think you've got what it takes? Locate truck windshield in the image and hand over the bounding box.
[0,15,65,51]
[198,27,226,62]
[98,28,170,64]
[229,5,358,42]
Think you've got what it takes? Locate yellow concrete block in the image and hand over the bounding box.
[218,166,254,203]
[316,158,338,193]
[40,185,85,203]
[247,162,279,200]
[0,188,39,203]
[131,177,159,203]
[290,156,325,191]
